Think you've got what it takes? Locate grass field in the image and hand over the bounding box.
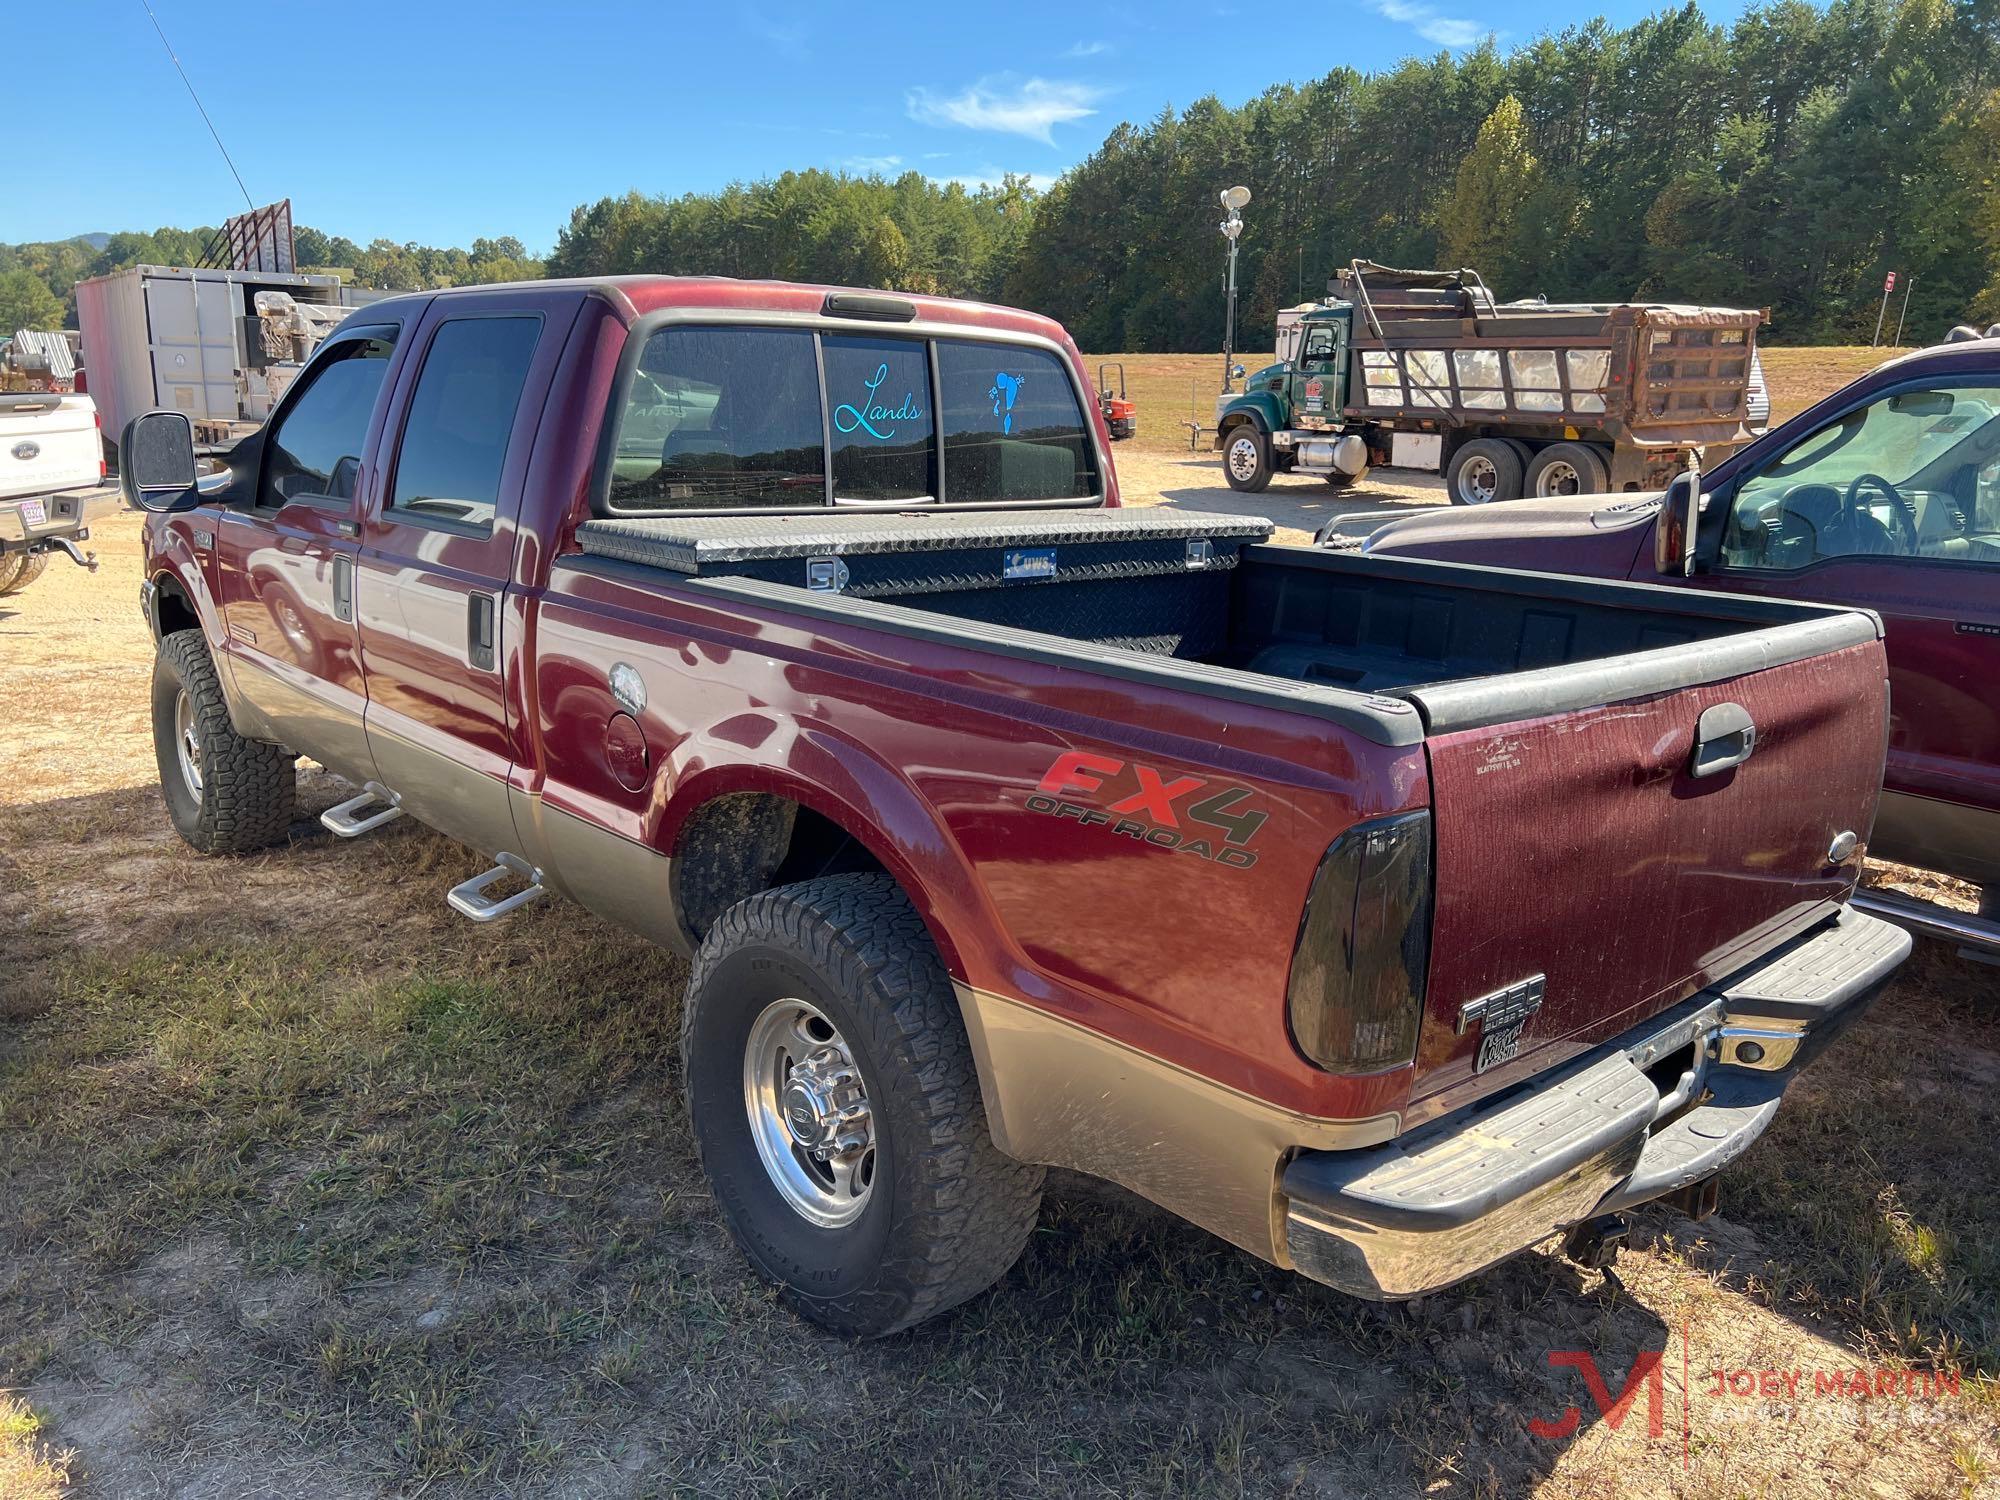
[1088,346,1910,457]
[2,379,1996,1495]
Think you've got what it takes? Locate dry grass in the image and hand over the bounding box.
[3,458,1997,1496]
[0,1397,73,1500]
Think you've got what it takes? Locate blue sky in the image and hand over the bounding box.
[7,0,1744,252]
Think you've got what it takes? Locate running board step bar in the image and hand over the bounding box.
[321,781,404,838]
[447,852,548,923]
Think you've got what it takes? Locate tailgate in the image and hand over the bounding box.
[1403,615,1886,1107]
[0,394,99,502]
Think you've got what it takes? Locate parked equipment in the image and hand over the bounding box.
[1096,361,1136,440]
[1217,261,1765,502]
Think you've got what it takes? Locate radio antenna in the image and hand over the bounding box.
[140,0,256,212]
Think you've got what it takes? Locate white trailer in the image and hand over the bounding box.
[74,263,350,448]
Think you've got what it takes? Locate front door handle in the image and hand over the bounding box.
[1689,701,1756,778]
[467,592,496,671]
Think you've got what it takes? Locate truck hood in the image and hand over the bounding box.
[1350,492,1666,578]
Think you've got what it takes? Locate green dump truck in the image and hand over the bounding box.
[1216,262,1765,504]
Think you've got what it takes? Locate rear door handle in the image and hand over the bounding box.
[1689,701,1756,778]
[332,556,354,623]
[467,592,497,671]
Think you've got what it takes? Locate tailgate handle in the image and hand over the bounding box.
[1690,702,1756,778]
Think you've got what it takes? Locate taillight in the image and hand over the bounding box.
[95,409,105,480]
[74,367,88,394]
[1287,810,1433,1073]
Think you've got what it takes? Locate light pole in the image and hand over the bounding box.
[1219,185,1250,394]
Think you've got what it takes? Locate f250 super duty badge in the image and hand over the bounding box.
[1026,750,1268,868]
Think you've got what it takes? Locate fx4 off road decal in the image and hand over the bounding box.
[1026,750,1268,868]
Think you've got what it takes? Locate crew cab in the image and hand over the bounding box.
[1350,338,2000,953]
[126,276,1908,1335]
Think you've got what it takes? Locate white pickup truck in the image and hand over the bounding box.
[1,334,105,596]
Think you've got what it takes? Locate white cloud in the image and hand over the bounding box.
[743,10,809,54]
[1375,0,1487,48]
[842,154,905,174]
[1063,40,1110,57]
[906,76,1105,146]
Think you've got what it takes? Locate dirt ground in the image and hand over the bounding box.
[2,393,1996,1497]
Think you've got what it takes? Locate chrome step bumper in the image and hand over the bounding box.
[1280,907,1911,1300]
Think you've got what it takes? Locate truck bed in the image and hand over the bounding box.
[573,508,1874,739]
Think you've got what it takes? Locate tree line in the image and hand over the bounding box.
[7,0,1997,350]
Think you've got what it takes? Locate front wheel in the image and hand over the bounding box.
[681,873,1044,1337]
[1221,425,1273,493]
[152,629,298,853]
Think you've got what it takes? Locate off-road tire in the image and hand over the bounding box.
[1221,424,1273,493]
[152,629,297,854]
[681,873,1045,1337]
[0,552,49,597]
[1446,437,1526,505]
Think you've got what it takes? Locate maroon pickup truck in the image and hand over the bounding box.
[1347,339,2000,953]
[124,276,1908,1336]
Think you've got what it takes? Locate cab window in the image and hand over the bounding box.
[259,330,397,509]
[605,327,826,512]
[1301,326,1339,363]
[1720,385,2000,569]
[935,340,1097,503]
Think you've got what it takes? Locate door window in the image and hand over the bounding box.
[1300,325,1338,364]
[1720,386,2000,570]
[823,334,935,502]
[388,316,542,532]
[935,340,1097,503]
[259,331,397,509]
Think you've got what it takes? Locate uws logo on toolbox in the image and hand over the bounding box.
[1026,750,1268,868]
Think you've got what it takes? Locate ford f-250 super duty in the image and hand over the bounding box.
[126,276,1909,1337]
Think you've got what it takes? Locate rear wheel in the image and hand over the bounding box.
[1525,442,1611,498]
[681,873,1044,1337]
[152,629,297,854]
[1446,438,1524,505]
[0,552,48,597]
[1221,425,1273,493]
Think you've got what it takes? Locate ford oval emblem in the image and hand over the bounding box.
[11,441,39,461]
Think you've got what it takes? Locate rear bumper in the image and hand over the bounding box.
[1280,907,1910,1299]
[0,486,113,552]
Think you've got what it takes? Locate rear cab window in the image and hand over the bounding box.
[602,320,1100,515]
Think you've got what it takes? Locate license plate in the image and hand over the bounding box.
[19,499,45,528]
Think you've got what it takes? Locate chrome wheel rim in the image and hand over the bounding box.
[173,688,203,800]
[1227,435,1260,482]
[1535,459,1582,497]
[743,998,876,1227]
[1457,454,1499,503]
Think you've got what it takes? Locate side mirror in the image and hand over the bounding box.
[1231,363,1246,379]
[120,411,202,513]
[1654,470,1705,576]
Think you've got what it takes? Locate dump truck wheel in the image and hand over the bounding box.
[1526,443,1611,498]
[1222,425,1273,493]
[682,872,1046,1337]
[1447,439,1524,505]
